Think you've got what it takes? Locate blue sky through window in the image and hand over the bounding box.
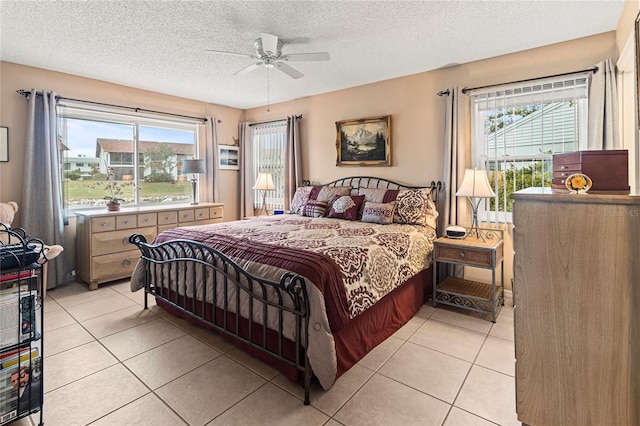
[63,119,194,157]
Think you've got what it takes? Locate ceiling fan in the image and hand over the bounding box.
[205,33,330,79]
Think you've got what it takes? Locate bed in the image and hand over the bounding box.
[128,176,442,404]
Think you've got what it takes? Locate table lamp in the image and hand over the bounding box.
[455,168,495,241]
[253,172,275,216]
[181,158,206,205]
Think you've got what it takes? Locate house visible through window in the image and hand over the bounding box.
[471,75,589,223]
[252,120,287,210]
[57,104,199,210]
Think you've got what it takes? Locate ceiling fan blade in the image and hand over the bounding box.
[234,62,262,76]
[205,49,257,59]
[275,62,303,79]
[281,52,330,62]
[261,33,279,56]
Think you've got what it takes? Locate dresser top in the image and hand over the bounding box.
[74,202,223,218]
[511,187,640,205]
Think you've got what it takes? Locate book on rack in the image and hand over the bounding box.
[0,290,38,350]
[0,271,33,284]
[0,275,37,295]
[0,352,42,425]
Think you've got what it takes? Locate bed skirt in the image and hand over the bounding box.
[155,266,433,386]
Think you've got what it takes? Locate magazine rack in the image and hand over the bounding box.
[0,224,46,426]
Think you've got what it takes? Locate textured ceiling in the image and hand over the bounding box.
[0,1,625,110]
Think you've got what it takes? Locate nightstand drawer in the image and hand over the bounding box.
[436,245,492,267]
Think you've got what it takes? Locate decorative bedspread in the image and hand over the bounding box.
[130,214,436,389]
[154,215,436,323]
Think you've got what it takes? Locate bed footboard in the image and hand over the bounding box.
[128,233,312,405]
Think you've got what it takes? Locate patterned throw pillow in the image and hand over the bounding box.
[393,188,438,227]
[361,201,395,225]
[308,186,352,215]
[358,187,400,204]
[301,199,328,218]
[327,195,365,221]
[289,186,313,214]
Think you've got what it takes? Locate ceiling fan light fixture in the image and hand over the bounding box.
[206,32,330,80]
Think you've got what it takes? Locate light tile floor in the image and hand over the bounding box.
[12,280,519,426]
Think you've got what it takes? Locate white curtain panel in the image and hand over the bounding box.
[283,116,302,211]
[202,117,221,202]
[442,86,470,235]
[238,122,254,218]
[588,59,621,150]
[22,90,67,289]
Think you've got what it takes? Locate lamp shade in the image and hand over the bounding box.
[182,159,206,174]
[456,169,496,198]
[253,172,275,190]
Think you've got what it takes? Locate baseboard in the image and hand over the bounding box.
[504,289,513,300]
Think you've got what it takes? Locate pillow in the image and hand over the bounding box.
[393,188,438,227]
[308,186,352,215]
[289,186,313,214]
[361,201,395,225]
[301,199,327,218]
[358,187,400,204]
[327,195,365,221]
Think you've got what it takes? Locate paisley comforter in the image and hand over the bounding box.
[130,214,436,388]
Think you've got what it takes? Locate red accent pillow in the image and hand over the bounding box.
[327,195,365,221]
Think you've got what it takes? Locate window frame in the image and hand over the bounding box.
[470,76,590,223]
[251,120,287,211]
[57,103,201,212]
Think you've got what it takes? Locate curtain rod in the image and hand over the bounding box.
[460,66,598,95]
[16,89,221,124]
[248,115,302,127]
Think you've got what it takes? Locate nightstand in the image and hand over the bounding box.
[432,231,504,322]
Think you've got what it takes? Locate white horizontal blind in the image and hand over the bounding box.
[471,75,590,223]
[252,121,287,210]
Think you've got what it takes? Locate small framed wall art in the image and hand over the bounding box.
[218,145,239,170]
[0,127,8,162]
[336,115,391,166]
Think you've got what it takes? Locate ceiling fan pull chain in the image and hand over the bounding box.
[267,67,270,112]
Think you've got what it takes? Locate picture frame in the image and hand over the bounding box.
[0,127,7,162]
[218,145,239,170]
[635,11,640,128]
[336,115,391,166]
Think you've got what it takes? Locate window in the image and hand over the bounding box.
[252,121,287,210]
[471,76,589,222]
[57,104,199,210]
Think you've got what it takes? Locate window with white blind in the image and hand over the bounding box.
[471,75,590,223]
[252,120,287,210]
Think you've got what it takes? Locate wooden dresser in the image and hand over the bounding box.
[76,203,223,290]
[512,188,639,425]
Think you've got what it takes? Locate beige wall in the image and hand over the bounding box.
[0,61,244,227]
[617,0,639,54]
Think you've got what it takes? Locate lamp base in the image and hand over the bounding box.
[463,199,498,242]
[255,190,271,216]
[190,178,199,205]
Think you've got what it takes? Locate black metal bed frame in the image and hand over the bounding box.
[127,233,312,404]
[128,176,443,406]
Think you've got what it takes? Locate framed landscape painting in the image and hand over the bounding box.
[336,115,391,166]
[219,145,239,170]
